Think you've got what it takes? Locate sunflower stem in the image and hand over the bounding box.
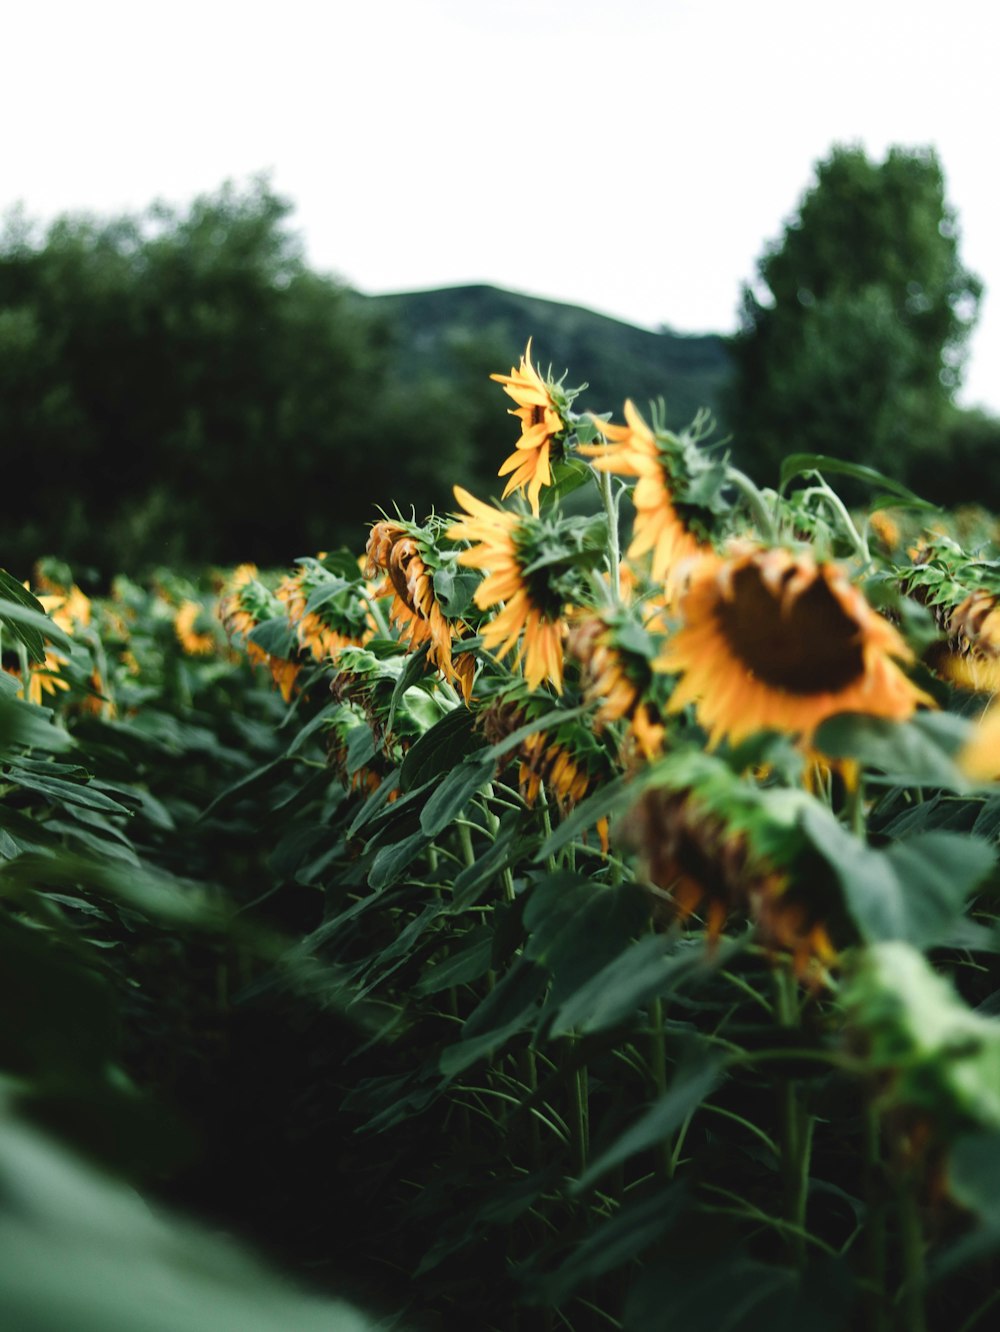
[805,478,871,564]
[597,464,621,598]
[774,966,811,1268]
[897,1165,927,1332]
[725,466,778,544]
[649,995,671,1178]
[571,1057,590,1176]
[864,1104,888,1332]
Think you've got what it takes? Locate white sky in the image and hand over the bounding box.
[3,0,998,413]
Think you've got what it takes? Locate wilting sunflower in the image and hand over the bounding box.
[277,565,370,665]
[931,590,1000,694]
[174,600,215,656]
[657,545,930,747]
[580,400,706,601]
[477,693,610,851]
[218,563,301,701]
[957,705,1000,782]
[490,339,567,516]
[449,487,565,693]
[628,783,837,976]
[365,521,474,701]
[568,611,665,760]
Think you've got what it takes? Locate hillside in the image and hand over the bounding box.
[365,284,733,433]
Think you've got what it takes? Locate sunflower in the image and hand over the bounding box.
[657,545,930,747]
[580,400,706,601]
[933,590,1000,694]
[628,784,837,975]
[12,651,72,707]
[490,339,566,516]
[568,612,665,761]
[276,566,370,665]
[218,564,301,701]
[365,521,474,701]
[174,600,215,656]
[449,487,565,693]
[957,705,1000,782]
[477,693,610,852]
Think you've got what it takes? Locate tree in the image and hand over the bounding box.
[0,180,398,575]
[728,144,982,485]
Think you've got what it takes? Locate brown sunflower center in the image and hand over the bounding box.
[716,565,865,695]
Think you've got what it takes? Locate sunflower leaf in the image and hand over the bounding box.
[779,454,936,505]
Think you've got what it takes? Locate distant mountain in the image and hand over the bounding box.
[364,284,733,433]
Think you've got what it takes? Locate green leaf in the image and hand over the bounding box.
[0,696,76,755]
[447,815,525,911]
[419,751,495,836]
[368,829,432,890]
[0,586,73,664]
[400,704,481,792]
[524,872,651,1007]
[535,773,636,860]
[551,935,724,1037]
[813,712,969,788]
[246,617,297,659]
[285,701,338,756]
[431,565,480,618]
[387,643,430,732]
[800,805,994,945]
[524,1185,689,1306]
[413,927,493,996]
[779,454,935,505]
[439,960,547,1076]
[4,765,133,816]
[573,1053,725,1192]
[626,1254,854,1332]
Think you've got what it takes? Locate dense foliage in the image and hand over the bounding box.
[5,341,1000,1329]
[729,144,996,492]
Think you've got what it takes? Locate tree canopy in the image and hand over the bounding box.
[0,180,493,576]
[728,144,983,486]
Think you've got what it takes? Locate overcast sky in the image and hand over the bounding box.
[4,0,998,412]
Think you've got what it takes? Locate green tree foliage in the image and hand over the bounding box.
[0,181,406,575]
[729,144,983,484]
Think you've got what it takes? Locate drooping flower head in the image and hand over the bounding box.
[174,600,216,656]
[657,544,930,747]
[218,563,301,701]
[276,557,373,666]
[626,754,842,977]
[568,608,665,760]
[476,689,611,851]
[365,520,475,701]
[449,487,603,694]
[490,339,574,516]
[580,401,725,602]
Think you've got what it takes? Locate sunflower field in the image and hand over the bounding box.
[5,344,1000,1331]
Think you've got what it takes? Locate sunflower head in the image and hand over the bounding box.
[449,487,605,694]
[580,401,726,599]
[491,340,583,516]
[365,518,474,698]
[174,600,216,656]
[657,544,930,748]
[626,758,841,977]
[278,556,372,664]
[568,607,660,737]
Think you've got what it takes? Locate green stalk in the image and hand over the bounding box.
[864,1105,888,1332]
[726,466,778,544]
[897,1166,927,1332]
[597,465,621,598]
[649,995,671,1177]
[570,1053,590,1176]
[774,967,812,1268]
